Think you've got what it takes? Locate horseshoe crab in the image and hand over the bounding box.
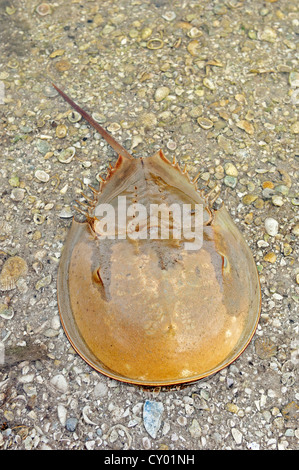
[54,84,261,386]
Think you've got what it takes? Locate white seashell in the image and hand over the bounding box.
[0,305,14,320]
[82,405,98,425]
[35,170,50,182]
[57,404,67,426]
[57,147,75,164]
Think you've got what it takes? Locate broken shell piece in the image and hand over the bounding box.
[197,117,214,129]
[57,147,76,164]
[56,124,68,139]
[0,256,28,291]
[68,111,82,123]
[36,3,52,16]
[82,406,98,425]
[35,170,50,183]
[0,304,14,320]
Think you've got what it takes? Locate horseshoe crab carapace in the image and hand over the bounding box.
[54,84,261,386]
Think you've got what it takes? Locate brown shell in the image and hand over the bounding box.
[55,85,261,386]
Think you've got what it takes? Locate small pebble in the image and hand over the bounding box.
[203,78,215,90]
[290,89,299,106]
[292,224,299,236]
[43,328,59,338]
[93,382,108,398]
[139,113,157,129]
[59,207,73,218]
[131,135,143,149]
[85,440,95,450]
[242,194,258,205]
[264,252,277,263]
[50,374,68,393]
[289,71,299,88]
[283,243,292,256]
[177,416,187,426]
[154,86,170,102]
[224,176,237,188]
[56,124,68,139]
[187,40,200,56]
[231,428,243,445]
[57,404,67,426]
[290,122,299,134]
[262,181,274,189]
[9,175,20,187]
[36,139,50,155]
[244,212,253,224]
[224,162,238,177]
[49,49,65,59]
[272,195,284,206]
[188,419,201,438]
[162,11,176,21]
[65,417,78,432]
[255,336,278,360]
[33,213,45,225]
[258,26,277,42]
[35,274,52,290]
[0,0,297,454]
[226,403,239,414]
[141,27,152,40]
[254,198,264,209]
[189,106,203,118]
[236,120,254,135]
[11,188,25,201]
[275,185,289,196]
[142,436,151,450]
[264,217,279,236]
[262,188,275,199]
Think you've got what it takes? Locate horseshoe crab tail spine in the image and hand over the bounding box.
[52,83,134,160]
